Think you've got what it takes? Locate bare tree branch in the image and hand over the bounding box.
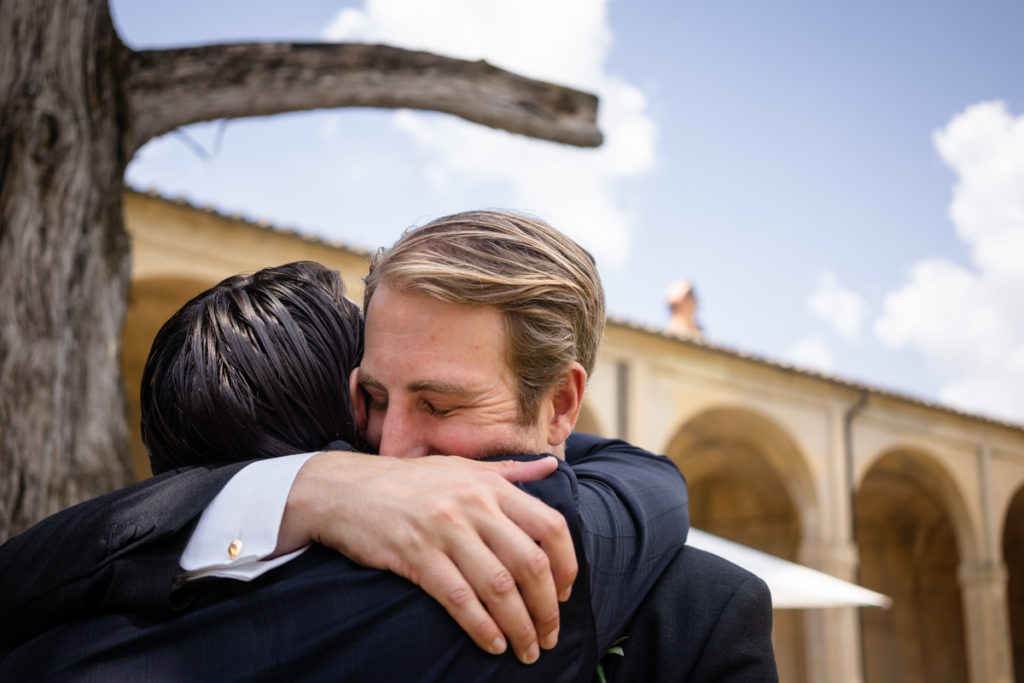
[124,42,602,152]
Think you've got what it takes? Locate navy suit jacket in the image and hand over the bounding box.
[599,545,778,682]
[0,434,695,681]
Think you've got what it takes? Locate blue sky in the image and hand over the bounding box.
[111,0,1024,423]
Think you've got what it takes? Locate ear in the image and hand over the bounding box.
[349,368,367,435]
[545,361,587,448]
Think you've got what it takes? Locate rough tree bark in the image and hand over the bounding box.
[0,1,134,541]
[0,0,601,540]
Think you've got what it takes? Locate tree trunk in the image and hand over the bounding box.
[0,1,600,542]
[0,0,133,539]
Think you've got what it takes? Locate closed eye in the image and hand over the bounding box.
[362,387,388,411]
[422,400,455,417]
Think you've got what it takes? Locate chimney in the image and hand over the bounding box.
[666,280,703,341]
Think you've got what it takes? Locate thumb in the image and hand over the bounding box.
[487,455,559,483]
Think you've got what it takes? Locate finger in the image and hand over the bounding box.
[471,510,562,654]
[498,486,578,604]
[449,520,550,663]
[484,455,558,483]
[404,478,538,663]
[416,552,511,658]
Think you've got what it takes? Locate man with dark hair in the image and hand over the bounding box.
[0,211,776,681]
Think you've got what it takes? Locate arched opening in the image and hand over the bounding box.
[856,450,968,683]
[665,406,814,683]
[122,276,217,479]
[1003,485,1024,682]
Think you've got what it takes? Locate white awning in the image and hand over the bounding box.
[687,529,892,609]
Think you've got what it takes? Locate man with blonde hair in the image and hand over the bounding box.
[271,210,685,660]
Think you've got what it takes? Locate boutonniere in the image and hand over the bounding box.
[595,636,629,683]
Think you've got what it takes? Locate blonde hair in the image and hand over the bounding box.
[364,210,605,423]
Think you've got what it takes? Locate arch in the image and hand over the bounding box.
[664,404,819,540]
[856,447,972,683]
[995,463,1024,554]
[856,443,979,566]
[664,404,816,683]
[1003,484,1024,681]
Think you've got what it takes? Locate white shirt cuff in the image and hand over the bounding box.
[179,452,316,582]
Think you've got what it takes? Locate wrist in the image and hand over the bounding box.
[274,449,384,556]
[274,451,332,555]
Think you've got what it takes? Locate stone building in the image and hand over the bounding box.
[123,190,1024,683]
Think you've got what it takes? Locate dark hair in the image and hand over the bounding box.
[141,261,364,474]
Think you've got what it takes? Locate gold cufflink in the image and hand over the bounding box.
[228,539,243,559]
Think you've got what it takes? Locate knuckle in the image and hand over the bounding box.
[557,560,579,585]
[536,605,560,631]
[445,582,474,607]
[423,497,460,524]
[461,485,489,508]
[524,546,551,578]
[539,508,568,537]
[472,615,499,643]
[514,620,535,645]
[489,568,517,596]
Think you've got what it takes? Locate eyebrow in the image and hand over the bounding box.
[408,379,479,398]
[358,371,479,400]
[357,373,386,392]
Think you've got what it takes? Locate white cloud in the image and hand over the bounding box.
[788,338,835,373]
[874,101,1024,422]
[322,0,612,88]
[320,0,656,267]
[934,101,1024,287]
[808,270,866,340]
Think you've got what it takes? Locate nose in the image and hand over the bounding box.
[377,402,430,459]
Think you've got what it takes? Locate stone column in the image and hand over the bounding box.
[959,560,1014,683]
[800,538,865,683]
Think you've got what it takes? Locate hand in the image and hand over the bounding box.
[276,451,577,664]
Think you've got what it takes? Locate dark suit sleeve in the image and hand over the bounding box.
[0,467,601,683]
[564,432,690,654]
[1,434,689,662]
[599,546,779,683]
[0,462,248,650]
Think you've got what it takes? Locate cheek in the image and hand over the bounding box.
[425,424,478,457]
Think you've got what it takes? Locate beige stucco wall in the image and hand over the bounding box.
[126,191,371,300]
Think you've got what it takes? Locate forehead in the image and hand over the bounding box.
[362,284,512,386]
